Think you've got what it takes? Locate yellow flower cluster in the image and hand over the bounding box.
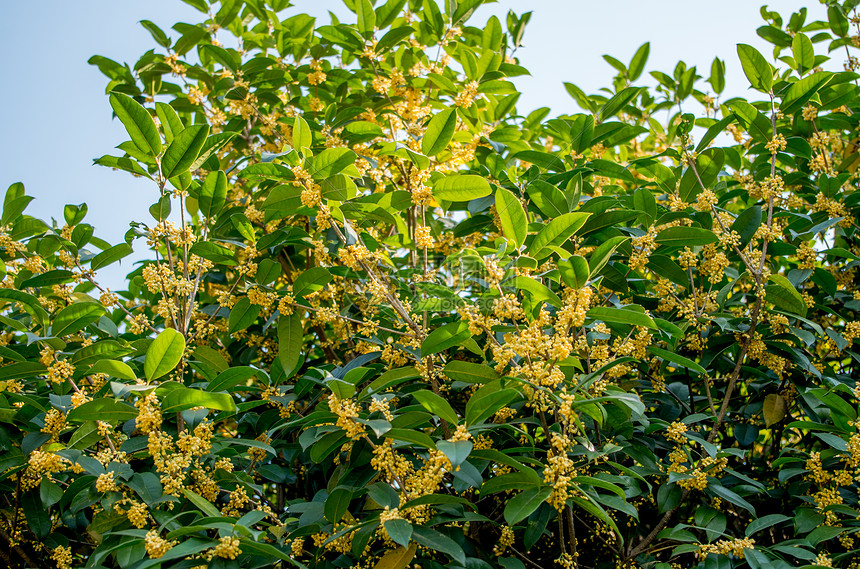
[47,360,74,384]
[696,537,754,560]
[544,433,577,510]
[210,536,242,560]
[329,394,366,439]
[145,530,177,558]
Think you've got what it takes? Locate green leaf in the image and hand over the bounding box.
[376,26,415,53]
[230,214,255,241]
[384,519,413,548]
[161,124,209,178]
[91,243,133,271]
[149,195,171,221]
[162,386,236,413]
[422,108,458,156]
[385,428,436,449]
[89,360,137,381]
[737,43,773,92]
[510,276,562,308]
[599,87,642,122]
[728,100,772,143]
[188,242,237,266]
[256,258,281,285]
[436,440,473,467]
[21,270,75,290]
[356,0,376,34]
[292,116,312,151]
[0,362,45,381]
[710,484,756,515]
[411,526,465,565]
[190,132,236,170]
[587,306,658,329]
[465,387,518,425]
[780,72,833,116]
[67,398,138,423]
[155,102,183,143]
[199,170,227,219]
[93,154,152,179]
[52,302,105,337]
[710,57,726,94]
[526,180,568,218]
[829,5,849,37]
[311,148,358,179]
[432,174,491,202]
[207,366,260,392]
[0,289,49,329]
[564,82,596,113]
[628,42,650,81]
[588,236,629,277]
[791,33,814,74]
[421,321,471,356]
[145,328,186,381]
[22,491,51,539]
[569,114,594,154]
[648,346,706,375]
[745,513,790,537]
[765,274,807,317]
[696,115,735,153]
[228,297,261,333]
[655,227,718,247]
[412,389,459,425]
[238,539,308,569]
[558,255,591,289]
[731,206,761,248]
[293,267,332,298]
[529,212,591,260]
[495,188,527,248]
[504,486,552,525]
[320,174,357,201]
[181,488,221,517]
[443,361,500,384]
[679,148,724,203]
[109,93,161,157]
[325,487,353,523]
[278,312,303,374]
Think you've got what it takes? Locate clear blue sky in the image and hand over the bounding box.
[0,0,824,287]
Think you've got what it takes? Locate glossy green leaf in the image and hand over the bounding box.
[109,93,161,157]
[737,43,773,92]
[67,398,138,423]
[420,321,471,356]
[161,124,209,178]
[587,306,658,329]
[145,328,186,381]
[655,227,718,247]
[504,486,552,525]
[432,174,491,202]
[199,170,227,219]
[495,187,527,248]
[422,108,457,156]
[412,389,458,425]
[529,212,591,260]
[91,243,133,271]
[278,312,303,374]
[765,274,807,316]
[52,303,105,337]
[162,386,236,412]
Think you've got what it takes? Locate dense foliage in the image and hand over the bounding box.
[4,0,860,568]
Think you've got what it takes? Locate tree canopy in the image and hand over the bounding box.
[3,1,860,568]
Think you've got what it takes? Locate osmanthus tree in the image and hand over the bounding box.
[3,0,860,568]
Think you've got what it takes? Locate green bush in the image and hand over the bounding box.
[2,1,860,568]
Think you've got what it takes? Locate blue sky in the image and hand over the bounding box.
[0,0,825,287]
